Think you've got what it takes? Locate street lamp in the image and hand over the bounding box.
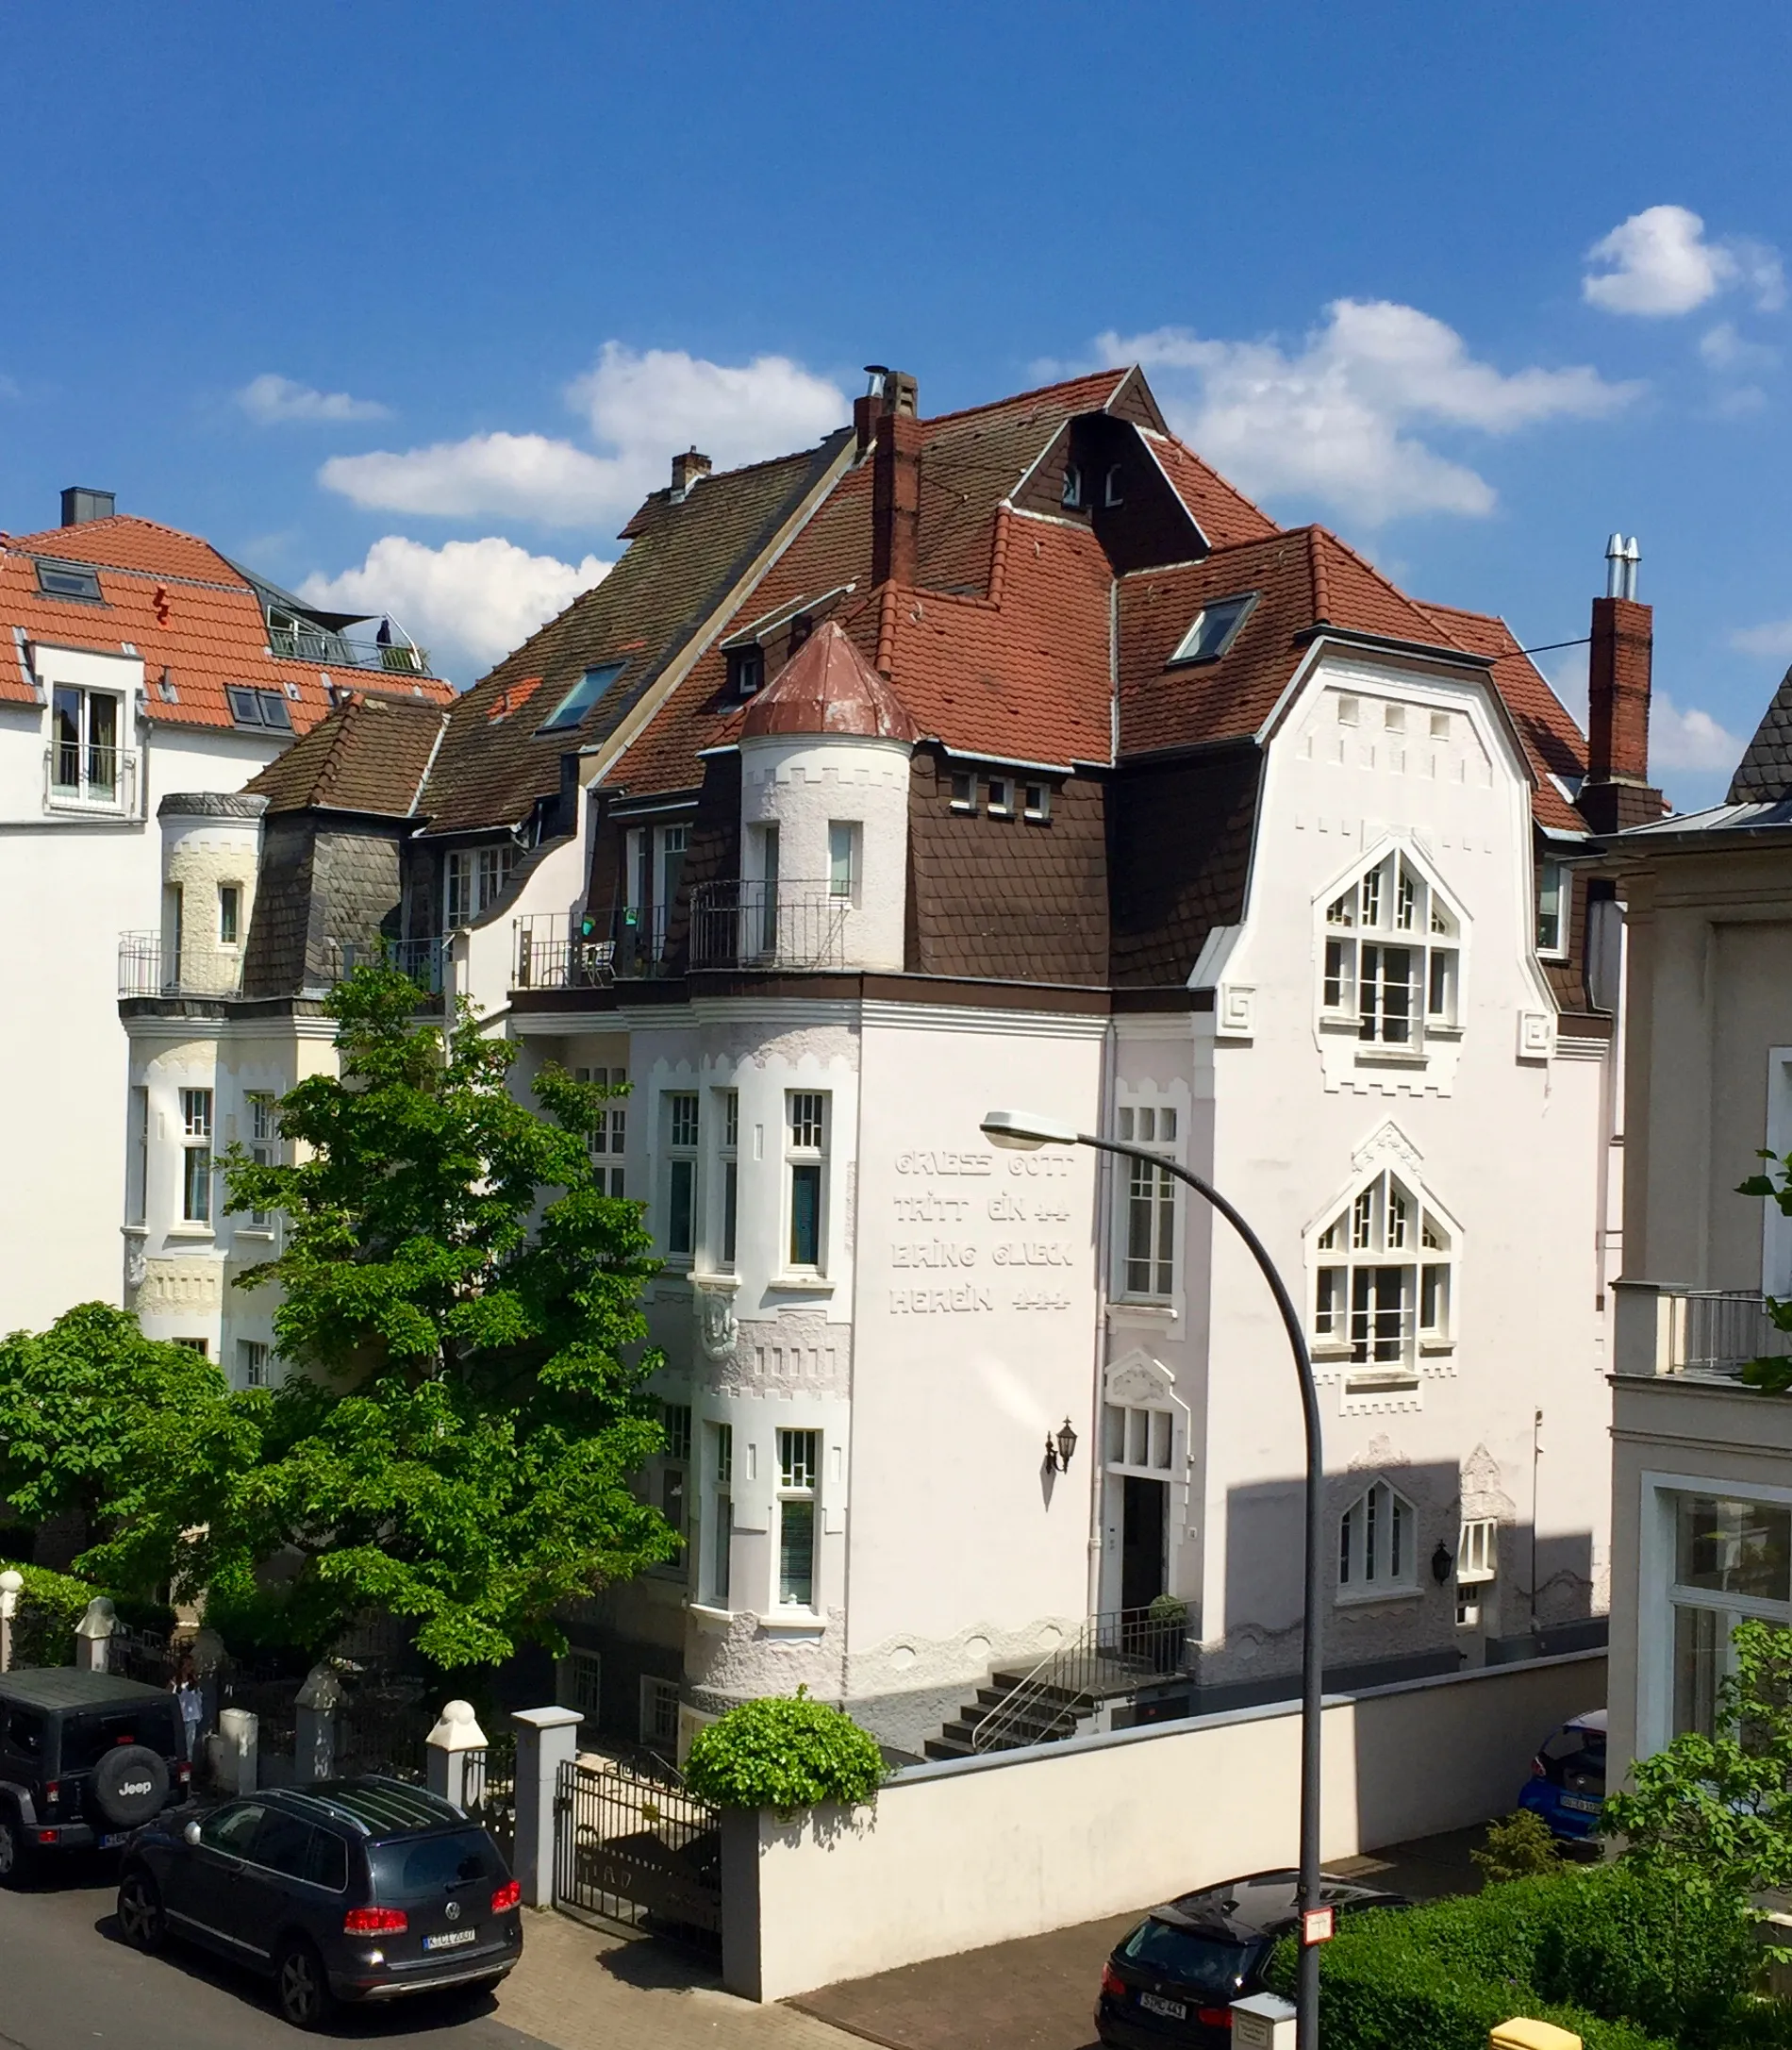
[982,1108,1328,2050]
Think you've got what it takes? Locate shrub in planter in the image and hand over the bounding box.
[683,1688,888,1816]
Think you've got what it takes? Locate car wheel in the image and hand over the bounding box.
[0,1808,31,1889]
[117,1868,167,1953]
[274,1939,334,2031]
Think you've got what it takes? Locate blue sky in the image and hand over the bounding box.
[6,2,1792,809]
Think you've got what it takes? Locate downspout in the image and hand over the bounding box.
[1087,1015,1118,1620]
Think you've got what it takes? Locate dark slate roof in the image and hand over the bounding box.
[244,694,447,817]
[414,434,852,835]
[1729,664,1792,803]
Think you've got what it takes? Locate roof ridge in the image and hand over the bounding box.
[1305,526,1331,622]
[919,368,1129,431]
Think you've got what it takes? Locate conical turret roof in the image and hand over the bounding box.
[739,619,921,742]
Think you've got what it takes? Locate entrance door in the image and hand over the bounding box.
[1120,1475,1167,1612]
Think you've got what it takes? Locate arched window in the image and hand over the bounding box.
[1312,1168,1454,1365]
[1320,850,1460,1044]
[1339,1478,1416,1594]
[1061,461,1084,509]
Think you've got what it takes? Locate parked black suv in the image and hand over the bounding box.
[118,1777,523,2028]
[1095,1869,1407,2047]
[0,1668,192,1879]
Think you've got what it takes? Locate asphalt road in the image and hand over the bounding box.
[0,1854,553,2050]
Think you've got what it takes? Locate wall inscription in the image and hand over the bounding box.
[887,1149,1081,1314]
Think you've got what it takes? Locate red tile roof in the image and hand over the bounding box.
[1142,432,1280,548]
[742,620,921,742]
[0,515,452,731]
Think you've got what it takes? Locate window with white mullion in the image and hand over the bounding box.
[716,1089,739,1269]
[1319,853,1460,1044]
[665,1093,699,1259]
[1312,1169,1454,1368]
[1338,1478,1417,1596]
[1103,1403,1174,1475]
[776,1427,820,1609]
[574,1066,628,1197]
[1118,1105,1179,1300]
[179,1088,214,1225]
[706,1422,734,1607]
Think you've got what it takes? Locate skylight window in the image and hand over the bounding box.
[1170,592,1257,665]
[34,558,103,602]
[538,661,626,734]
[226,686,293,731]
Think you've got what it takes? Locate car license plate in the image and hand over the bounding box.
[1562,1794,1601,1813]
[98,1833,127,1849]
[1139,1992,1186,2020]
[424,1927,478,1952]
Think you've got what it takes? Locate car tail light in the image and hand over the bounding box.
[176,1762,191,1784]
[343,1907,408,1935]
[1530,1754,1548,1778]
[1197,2009,1234,2029]
[41,1783,58,1807]
[1100,1963,1126,2001]
[491,1879,522,1913]
[36,1830,58,1845]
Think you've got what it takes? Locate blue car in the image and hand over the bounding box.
[1517,1708,1606,1842]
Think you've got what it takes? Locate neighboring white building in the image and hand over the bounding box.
[0,489,448,1339]
[1603,671,1792,1782]
[120,370,1639,1757]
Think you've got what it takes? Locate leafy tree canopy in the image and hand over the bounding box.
[1737,1151,1792,1392]
[203,965,678,1667]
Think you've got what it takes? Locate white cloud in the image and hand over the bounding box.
[1700,322,1780,373]
[1651,692,1743,774]
[298,535,609,680]
[239,374,390,425]
[1099,300,1638,525]
[1583,206,1784,317]
[320,344,847,529]
[1730,617,1792,661]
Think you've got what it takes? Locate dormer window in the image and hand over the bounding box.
[987,777,1014,817]
[35,558,103,602]
[225,686,293,731]
[1061,462,1084,509]
[728,646,765,700]
[538,660,625,734]
[1170,592,1257,665]
[1103,465,1124,508]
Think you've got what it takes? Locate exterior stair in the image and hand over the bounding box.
[922,1608,1188,1761]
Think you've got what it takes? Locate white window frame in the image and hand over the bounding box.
[444,842,515,928]
[238,1340,272,1390]
[1115,1104,1178,1302]
[715,1090,739,1270]
[218,882,242,948]
[48,683,126,808]
[706,1422,734,1608]
[639,1676,681,1751]
[827,820,859,902]
[1309,1167,1457,1378]
[775,1427,821,1612]
[1457,1516,1498,1585]
[949,772,974,812]
[575,1066,627,1197]
[244,1091,281,1229]
[656,1402,692,1574]
[1537,856,1568,958]
[1337,1478,1419,1602]
[179,1088,213,1225]
[1022,782,1052,823]
[664,1092,700,1261]
[987,776,1014,818]
[556,1649,603,1730]
[784,1092,828,1275]
[1103,1402,1174,1475]
[127,1086,149,1227]
[1318,847,1464,1051]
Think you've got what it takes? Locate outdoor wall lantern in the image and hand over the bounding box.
[1431,1541,1453,1586]
[1045,1418,1079,1473]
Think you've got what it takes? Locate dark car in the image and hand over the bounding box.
[116,1776,523,2029]
[1517,1708,1607,1843]
[1094,1868,1407,2048]
[0,1667,192,1879]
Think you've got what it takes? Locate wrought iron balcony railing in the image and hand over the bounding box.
[513,908,672,989]
[268,625,432,675]
[689,879,846,971]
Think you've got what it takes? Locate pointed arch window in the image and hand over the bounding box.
[1338,1478,1418,1595]
[1312,1168,1454,1365]
[1321,851,1460,1043]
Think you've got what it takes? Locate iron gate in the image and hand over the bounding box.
[552,1756,722,1947]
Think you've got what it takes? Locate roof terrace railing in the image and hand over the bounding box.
[689,879,846,972]
[513,909,672,989]
[268,625,432,676]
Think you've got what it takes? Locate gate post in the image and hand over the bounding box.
[294,1665,342,1783]
[426,1699,488,1810]
[0,1570,20,1674]
[510,1705,582,1908]
[75,1596,116,1673]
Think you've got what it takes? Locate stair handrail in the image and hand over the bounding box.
[969,1607,1188,1755]
[970,1615,1098,1754]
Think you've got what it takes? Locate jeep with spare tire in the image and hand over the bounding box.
[0,1668,192,1882]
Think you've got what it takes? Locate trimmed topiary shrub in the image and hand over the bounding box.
[683,1688,888,1816]
[1263,1862,1762,2050]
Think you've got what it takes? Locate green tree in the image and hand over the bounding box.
[208,964,676,1667]
[1736,1150,1792,1392]
[1602,1616,1792,1925]
[0,1303,247,1591]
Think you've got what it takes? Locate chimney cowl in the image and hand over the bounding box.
[1604,531,1641,600]
[60,486,115,527]
[854,366,921,454]
[670,448,712,501]
[1581,532,1664,831]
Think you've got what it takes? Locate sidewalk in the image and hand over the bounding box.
[788,1827,1486,2050]
[492,1906,862,2050]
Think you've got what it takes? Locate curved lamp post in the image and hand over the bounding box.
[982,1109,1327,2050]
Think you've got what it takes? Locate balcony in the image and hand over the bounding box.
[324,937,448,999]
[513,908,672,990]
[46,744,138,815]
[689,880,846,972]
[119,933,446,1003]
[1652,1289,1792,1377]
[267,625,432,676]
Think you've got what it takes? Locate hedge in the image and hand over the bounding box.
[3,1558,97,1667]
[1263,1863,1765,2050]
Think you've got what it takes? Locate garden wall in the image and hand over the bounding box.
[721,1648,1604,2001]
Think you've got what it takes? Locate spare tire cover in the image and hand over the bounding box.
[91,1745,170,1829]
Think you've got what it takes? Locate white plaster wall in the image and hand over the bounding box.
[0,678,280,1333]
[738,734,911,971]
[1173,656,1611,1685]
[730,1648,1606,2000]
[161,807,261,996]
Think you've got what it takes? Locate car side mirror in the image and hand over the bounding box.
[183,1821,202,1847]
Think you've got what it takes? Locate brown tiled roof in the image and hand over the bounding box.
[0,515,452,729]
[1141,432,1280,548]
[741,620,921,742]
[244,693,447,816]
[415,436,846,834]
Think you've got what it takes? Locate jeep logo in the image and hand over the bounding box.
[119,1781,154,1798]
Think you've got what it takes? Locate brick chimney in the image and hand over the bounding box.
[1579,534,1665,834]
[670,448,711,501]
[861,367,921,589]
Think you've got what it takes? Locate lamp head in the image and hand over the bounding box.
[982,1109,1078,1152]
